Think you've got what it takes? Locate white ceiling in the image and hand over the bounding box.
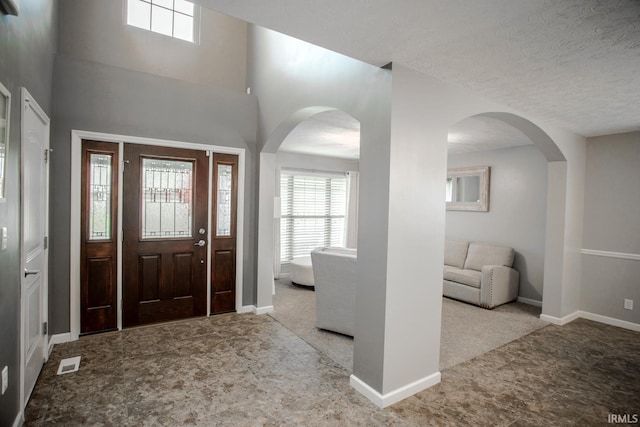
[279,110,361,159]
[200,0,640,140]
[279,113,533,159]
[448,116,533,155]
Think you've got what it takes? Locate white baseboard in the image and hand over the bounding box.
[238,305,275,315]
[48,332,73,356]
[237,305,254,314]
[517,297,542,307]
[50,332,72,345]
[350,371,441,408]
[540,310,640,332]
[12,411,23,427]
[253,305,274,315]
[578,311,640,332]
[540,311,581,325]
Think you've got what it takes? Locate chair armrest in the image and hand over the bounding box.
[479,265,520,308]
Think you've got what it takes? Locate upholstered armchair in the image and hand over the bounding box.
[310,247,357,336]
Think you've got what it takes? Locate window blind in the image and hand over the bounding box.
[280,171,346,263]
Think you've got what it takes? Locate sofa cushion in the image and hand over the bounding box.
[444,240,469,269]
[443,268,482,288]
[464,243,515,271]
[443,265,460,281]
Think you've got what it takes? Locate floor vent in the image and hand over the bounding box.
[57,356,81,375]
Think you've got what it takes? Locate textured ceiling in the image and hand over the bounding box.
[280,113,532,159]
[200,0,640,138]
[448,116,533,155]
[279,110,360,159]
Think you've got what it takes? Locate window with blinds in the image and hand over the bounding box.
[280,171,347,264]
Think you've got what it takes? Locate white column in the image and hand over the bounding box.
[351,64,446,407]
[256,152,276,314]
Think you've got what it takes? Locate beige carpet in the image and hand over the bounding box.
[270,276,548,371]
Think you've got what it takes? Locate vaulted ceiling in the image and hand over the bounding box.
[200,0,640,156]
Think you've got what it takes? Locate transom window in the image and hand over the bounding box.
[127,0,198,43]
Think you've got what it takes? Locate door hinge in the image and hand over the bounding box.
[42,322,48,336]
[44,236,48,249]
[44,149,49,163]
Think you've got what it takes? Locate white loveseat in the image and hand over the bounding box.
[444,240,519,309]
[310,247,357,336]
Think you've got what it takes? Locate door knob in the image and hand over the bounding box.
[24,269,40,277]
[194,240,206,247]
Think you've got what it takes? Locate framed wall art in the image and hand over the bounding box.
[446,166,490,212]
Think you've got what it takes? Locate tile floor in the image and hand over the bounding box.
[25,313,639,426]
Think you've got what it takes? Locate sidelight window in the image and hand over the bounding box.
[216,164,233,237]
[88,154,113,240]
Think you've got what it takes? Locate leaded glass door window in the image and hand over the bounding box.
[140,158,193,239]
[216,164,232,237]
[88,154,113,240]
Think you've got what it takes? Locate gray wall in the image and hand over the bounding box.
[247,25,392,389]
[446,145,548,301]
[58,0,247,92]
[50,1,257,334]
[581,132,640,324]
[0,1,57,423]
[247,25,392,151]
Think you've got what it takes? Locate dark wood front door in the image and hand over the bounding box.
[123,144,209,327]
[211,154,238,314]
[81,140,119,334]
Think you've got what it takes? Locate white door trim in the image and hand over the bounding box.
[116,142,124,330]
[206,152,214,315]
[20,88,50,411]
[70,129,246,340]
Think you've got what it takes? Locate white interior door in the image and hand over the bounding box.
[21,88,50,407]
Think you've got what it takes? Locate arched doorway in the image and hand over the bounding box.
[447,112,567,321]
[255,107,361,315]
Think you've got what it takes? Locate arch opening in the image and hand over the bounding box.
[256,106,361,317]
[446,111,568,321]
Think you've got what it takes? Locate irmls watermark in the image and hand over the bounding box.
[608,413,639,424]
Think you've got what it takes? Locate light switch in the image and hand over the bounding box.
[1,227,7,251]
